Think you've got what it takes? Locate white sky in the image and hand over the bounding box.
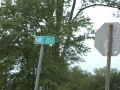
[77,6,120,73]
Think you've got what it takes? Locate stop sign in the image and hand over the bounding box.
[94,22,120,56]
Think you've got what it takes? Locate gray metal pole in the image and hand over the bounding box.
[105,25,113,90]
[34,44,44,90]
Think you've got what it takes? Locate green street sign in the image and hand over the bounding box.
[44,36,55,44]
[35,36,55,44]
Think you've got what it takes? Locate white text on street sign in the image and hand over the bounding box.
[35,36,55,44]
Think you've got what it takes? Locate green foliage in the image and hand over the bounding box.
[0,0,120,90]
[67,66,91,90]
[0,0,92,89]
[69,67,120,90]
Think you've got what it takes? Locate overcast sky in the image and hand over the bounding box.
[76,6,120,73]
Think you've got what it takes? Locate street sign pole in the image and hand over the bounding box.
[105,25,113,90]
[34,44,44,90]
[34,36,55,90]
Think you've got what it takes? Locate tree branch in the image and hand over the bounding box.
[60,0,76,60]
[69,0,76,22]
[72,4,118,22]
[60,1,120,60]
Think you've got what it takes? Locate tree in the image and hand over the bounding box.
[0,0,92,89]
[67,66,91,90]
[0,0,120,90]
[79,67,120,90]
[110,68,120,90]
[0,0,44,89]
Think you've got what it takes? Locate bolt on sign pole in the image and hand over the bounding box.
[105,25,113,90]
[34,44,44,90]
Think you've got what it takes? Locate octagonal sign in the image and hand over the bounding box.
[94,22,120,56]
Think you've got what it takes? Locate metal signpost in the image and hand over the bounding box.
[106,25,113,90]
[94,22,120,90]
[34,36,55,90]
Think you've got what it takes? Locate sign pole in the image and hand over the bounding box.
[105,25,113,90]
[34,44,44,90]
